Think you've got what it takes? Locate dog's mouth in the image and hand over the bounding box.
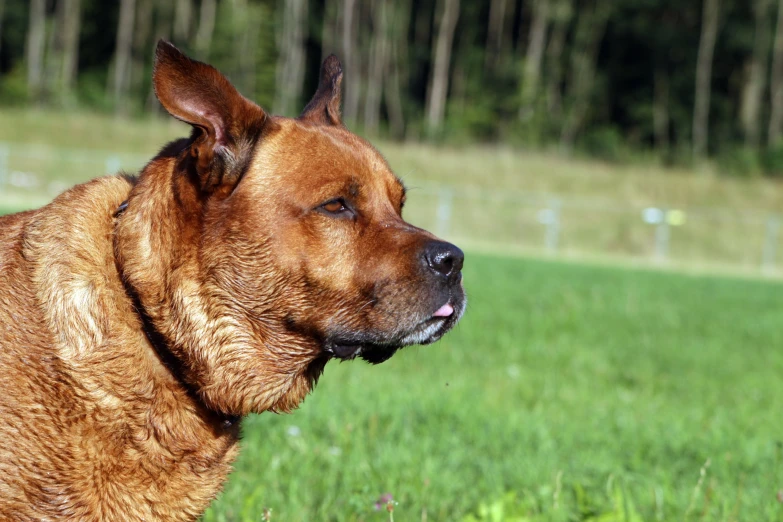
[324,297,465,364]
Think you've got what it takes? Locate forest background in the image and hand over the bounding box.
[2,0,783,176]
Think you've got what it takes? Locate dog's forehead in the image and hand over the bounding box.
[248,119,404,203]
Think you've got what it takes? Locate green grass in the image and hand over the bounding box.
[201,254,783,521]
[0,204,28,216]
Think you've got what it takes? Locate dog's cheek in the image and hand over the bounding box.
[364,274,434,331]
[193,329,319,416]
[196,227,330,415]
[268,219,361,297]
[303,222,361,287]
[355,232,432,310]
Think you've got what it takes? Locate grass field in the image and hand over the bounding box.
[195,254,783,522]
[3,109,783,274]
[3,109,783,211]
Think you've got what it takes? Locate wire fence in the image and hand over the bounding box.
[406,185,782,275]
[0,141,781,276]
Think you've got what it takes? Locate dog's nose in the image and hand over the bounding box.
[423,241,464,278]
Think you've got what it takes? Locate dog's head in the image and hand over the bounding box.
[116,42,465,415]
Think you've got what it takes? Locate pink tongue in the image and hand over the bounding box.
[433,303,454,317]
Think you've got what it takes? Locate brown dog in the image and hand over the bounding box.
[0,41,465,520]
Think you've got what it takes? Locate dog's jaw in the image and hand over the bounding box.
[321,291,467,364]
[113,153,295,417]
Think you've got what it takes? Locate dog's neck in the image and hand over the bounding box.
[18,175,242,516]
[114,201,240,429]
[112,153,326,417]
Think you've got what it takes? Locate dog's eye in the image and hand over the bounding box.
[321,199,348,214]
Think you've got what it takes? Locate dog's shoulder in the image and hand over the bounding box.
[27,173,135,244]
[0,174,241,519]
[22,175,135,353]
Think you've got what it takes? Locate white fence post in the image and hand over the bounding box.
[3,140,783,276]
[544,198,562,253]
[0,143,8,188]
[762,215,780,274]
[655,208,670,263]
[436,187,453,238]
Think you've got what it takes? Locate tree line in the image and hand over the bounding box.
[1,0,783,175]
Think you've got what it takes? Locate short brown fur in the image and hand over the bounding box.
[0,42,465,520]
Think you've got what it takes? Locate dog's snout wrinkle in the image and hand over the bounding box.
[379,218,418,233]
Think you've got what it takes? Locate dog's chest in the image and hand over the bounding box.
[43,403,241,521]
[67,351,243,519]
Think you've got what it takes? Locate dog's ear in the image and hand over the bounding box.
[299,55,343,126]
[153,40,266,192]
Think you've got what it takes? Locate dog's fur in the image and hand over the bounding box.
[0,42,465,520]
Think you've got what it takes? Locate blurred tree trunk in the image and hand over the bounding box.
[146,1,173,111]
[111,0,136,115]
[653,63,670,154]
[559,0,610,151]
[364,0,389,135]
[321,0,339,60]
[174,0,193,43]
[500,0,517,59]
[274,0,307,116]
[544,1,571,121]
[519,0,550,121]
[245,4,260,99]
[60,0,81,104]
[342,0,360,124]
[484,0,508,70]
[385,0,412,139]
[194,0,216,59]
[770,0,783,145]
[448,3,483,130]
[448,36,468,125]
[414,0,433,54]
[692,0,720,158]
[131,0,152,95]
[425,0,460,135]
[44,0,64,99]
[233,0,257,98]
[0,0,6,59]
[740,0,773,148]
[26,0,46,101]
[408,0,434,138]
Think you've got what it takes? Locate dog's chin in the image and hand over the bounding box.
[323,336,402,365]
[325,303,464,365]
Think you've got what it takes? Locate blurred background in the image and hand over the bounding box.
[2,1,783,521]
[2,0,783,274]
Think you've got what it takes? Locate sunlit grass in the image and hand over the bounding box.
[2,108,783,212]
[3,110,783,275]
[203,254,783,521]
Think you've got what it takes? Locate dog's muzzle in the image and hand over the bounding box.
[325,239,466,364]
